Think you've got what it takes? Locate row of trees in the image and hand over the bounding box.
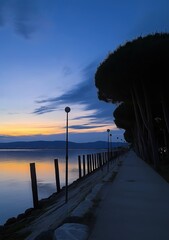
[95,33,169,170]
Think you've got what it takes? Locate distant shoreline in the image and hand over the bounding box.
[0,148,108,151]
[0,140,126,150]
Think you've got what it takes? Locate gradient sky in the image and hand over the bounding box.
[0,0,169,143]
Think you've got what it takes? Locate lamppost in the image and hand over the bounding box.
[116,136,119,163]
[110,133,112,153]
[117,136,119,149]
[65,106,71,203]
[107,129,110,171]
[110,133,113,157]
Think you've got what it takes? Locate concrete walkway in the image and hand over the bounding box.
[88,150,169,240]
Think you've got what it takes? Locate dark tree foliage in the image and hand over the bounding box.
[113,102,134,133]
[95,33,169,169]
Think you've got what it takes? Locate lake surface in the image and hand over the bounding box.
[0,149,105,224]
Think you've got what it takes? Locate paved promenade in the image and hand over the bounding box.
[88,150,169,240]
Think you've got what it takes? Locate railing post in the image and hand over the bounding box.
[78,155,82,179]
[30,163,39,209]
[54,159,60,193]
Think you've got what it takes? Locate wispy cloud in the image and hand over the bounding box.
[33,61,116,129]
[0,0,38,38]
[33,106,56,115]
[69,124,108,130]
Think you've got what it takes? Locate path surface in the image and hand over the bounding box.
[23,154,119,240]
[88,150,169,240]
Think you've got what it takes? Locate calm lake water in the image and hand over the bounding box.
[0,149,105,224]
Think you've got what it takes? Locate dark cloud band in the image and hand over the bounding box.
[33,61,115,128]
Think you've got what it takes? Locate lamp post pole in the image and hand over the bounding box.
[65,106,71,203]
[107,129,110,171]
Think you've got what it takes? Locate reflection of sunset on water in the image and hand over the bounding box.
[0,161,30,181]
[0,159,79,186]
[0,149,104,224]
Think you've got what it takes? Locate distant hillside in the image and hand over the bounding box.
[0,141,127,149]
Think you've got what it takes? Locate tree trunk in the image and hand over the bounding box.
[132,82,159,170]
[161,92,169,134]
[131,88,150,162]
[142,83,160,170]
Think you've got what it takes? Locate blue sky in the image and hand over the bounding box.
[0,0,169,143]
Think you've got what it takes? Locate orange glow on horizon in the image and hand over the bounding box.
[0,123,64,136]
[0,122,118,137]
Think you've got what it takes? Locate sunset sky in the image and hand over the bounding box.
[0,0,169,142]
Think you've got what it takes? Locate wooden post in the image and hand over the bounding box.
[78,155,82,179]
[103,152,105,164]
[104,152,107,164]
[89,154,92,172]
[95,154,97,168]
[89,155,91,172]
[54,159,60,193]
[87,155,90,174]
[90,154,92,172]
[83,155,86,176]
[100,153,102,167]
[97,153,100,168]
[92,154,95,170]
[30,163,39,209]
[100,153,103,171]
[93,154,95,169]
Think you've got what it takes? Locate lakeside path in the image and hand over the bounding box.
[24,152,122,240]
[88,150,169,240]
[0,150,124,240]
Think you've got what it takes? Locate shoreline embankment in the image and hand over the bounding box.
[0,148,127,240]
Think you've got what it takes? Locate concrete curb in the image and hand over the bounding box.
[34,163,120,240]
[53,223,89,240]
[70,183,103,218]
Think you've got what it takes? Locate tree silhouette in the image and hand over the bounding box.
[95,33,169,170]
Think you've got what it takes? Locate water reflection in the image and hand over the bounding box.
[0,149,104,224]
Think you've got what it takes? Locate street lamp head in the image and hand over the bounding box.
[110,134,112,137]
[65,106,71,113]
[107,129,110,133]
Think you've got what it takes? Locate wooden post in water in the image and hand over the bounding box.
[94,153,98,168]
[91,155,93,172]
[87,155,90,174]
[78,155,82,179]
[30,163,39,209]
[100,153,103,171]
[92,154,95,171]
[105,152,107,163]
[97,153,100,168]
[83,155,86,176]
[89,155,92,172]
[54,159,60,193]
[103,152,105,164]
